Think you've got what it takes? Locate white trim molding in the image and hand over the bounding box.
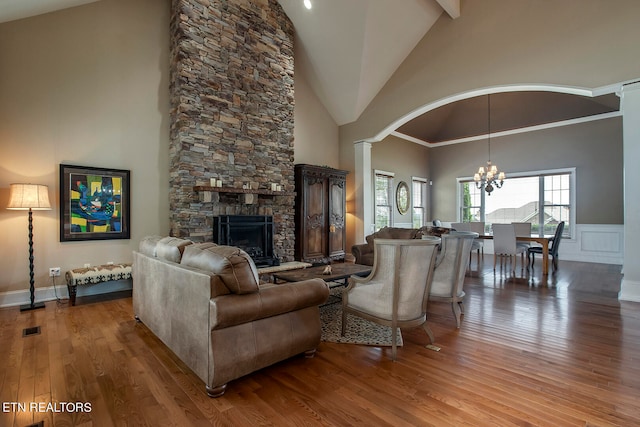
[619,279,640,302]
[0,279,132,308]
[392,111,622,147]
[372,83,627,143]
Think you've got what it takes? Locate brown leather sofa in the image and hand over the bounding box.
[351,226,450,266]
[133,236,329,397]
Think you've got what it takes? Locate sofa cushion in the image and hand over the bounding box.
[416,226,451,238]
[181,244,259,294]
[139,235,163,257]
[156,237,193,263]
[365,227,418,246]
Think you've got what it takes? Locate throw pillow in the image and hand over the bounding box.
[181,244,259,294]
[155,236,193,263]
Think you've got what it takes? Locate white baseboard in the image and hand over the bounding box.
[619,278,640,302]
[0,279,132,308]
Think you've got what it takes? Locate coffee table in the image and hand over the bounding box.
[272,263,372,286]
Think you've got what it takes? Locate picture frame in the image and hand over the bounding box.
[396,181,410,215]
[59,164,130,242]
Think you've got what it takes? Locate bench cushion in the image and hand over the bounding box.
[66,263,132,286]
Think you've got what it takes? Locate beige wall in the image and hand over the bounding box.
[0,0,171,297]
[371,136,430,227]
[429,117,623,223]
[293,41,339,168]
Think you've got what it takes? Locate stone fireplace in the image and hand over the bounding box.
[213,215,278,267]
[168,0,296,261]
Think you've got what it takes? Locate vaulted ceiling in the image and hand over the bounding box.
[0,0,621,146]
[0,0,98,24]
[276,0,460,126]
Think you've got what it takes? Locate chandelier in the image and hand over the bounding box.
[473,94,505,195]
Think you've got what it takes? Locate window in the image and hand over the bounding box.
[374,171,394,231]
[460,181,482,223]
[543,174,571,235]
[412,178,428,228]
[458,168,574,238]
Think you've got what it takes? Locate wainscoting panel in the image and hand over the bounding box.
[555,224,622,265]
[479,224,623,265]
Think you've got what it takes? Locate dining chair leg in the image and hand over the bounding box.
[452,302,462,328]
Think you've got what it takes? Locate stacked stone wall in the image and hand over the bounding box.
[169,0,295,260]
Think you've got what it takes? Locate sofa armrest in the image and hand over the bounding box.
[210,278,329,330]
[351,243,371,263]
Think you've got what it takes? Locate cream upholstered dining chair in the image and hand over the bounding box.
[492,223,527,272]
[341,238,440,361]
[451,222,484,266]
[469,222,485,265]
[512,222,532,251]
[429,231,478,328]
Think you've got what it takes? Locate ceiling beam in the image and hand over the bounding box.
[435,0,460,19]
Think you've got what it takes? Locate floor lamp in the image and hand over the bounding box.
[7,183,52,312]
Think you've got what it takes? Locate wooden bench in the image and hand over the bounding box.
[65,263,132,306]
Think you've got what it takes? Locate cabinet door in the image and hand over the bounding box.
[328,176,346,259]
[302,175,327,261]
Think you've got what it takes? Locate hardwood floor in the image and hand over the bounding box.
[1,259,639,426]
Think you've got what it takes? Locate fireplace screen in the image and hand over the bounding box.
[213,215,279,267]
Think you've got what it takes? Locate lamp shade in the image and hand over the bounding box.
[7,184,52,210]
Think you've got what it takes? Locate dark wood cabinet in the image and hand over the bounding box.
[294,164,348,264]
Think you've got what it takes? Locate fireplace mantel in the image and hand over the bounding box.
[194,186,296,204]
[194,186,295,197]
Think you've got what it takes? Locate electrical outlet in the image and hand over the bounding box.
[49,267,61,277]
[84,263,91,268]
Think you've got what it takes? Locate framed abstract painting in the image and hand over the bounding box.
[59,164,131,241]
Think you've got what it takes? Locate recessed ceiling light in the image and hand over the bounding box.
[304,0,312,10]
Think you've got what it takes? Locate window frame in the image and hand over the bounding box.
[412,177,428,228]
[374,169,395,231]
[456,167,576,239]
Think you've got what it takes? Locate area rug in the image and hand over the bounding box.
[319,298,403,347]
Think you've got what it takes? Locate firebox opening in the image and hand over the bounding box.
[213,215,280,268]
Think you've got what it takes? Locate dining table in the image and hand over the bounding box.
[477,234,551,275]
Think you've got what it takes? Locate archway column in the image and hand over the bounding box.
[354,141,373,244]
[620,81,640,301]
